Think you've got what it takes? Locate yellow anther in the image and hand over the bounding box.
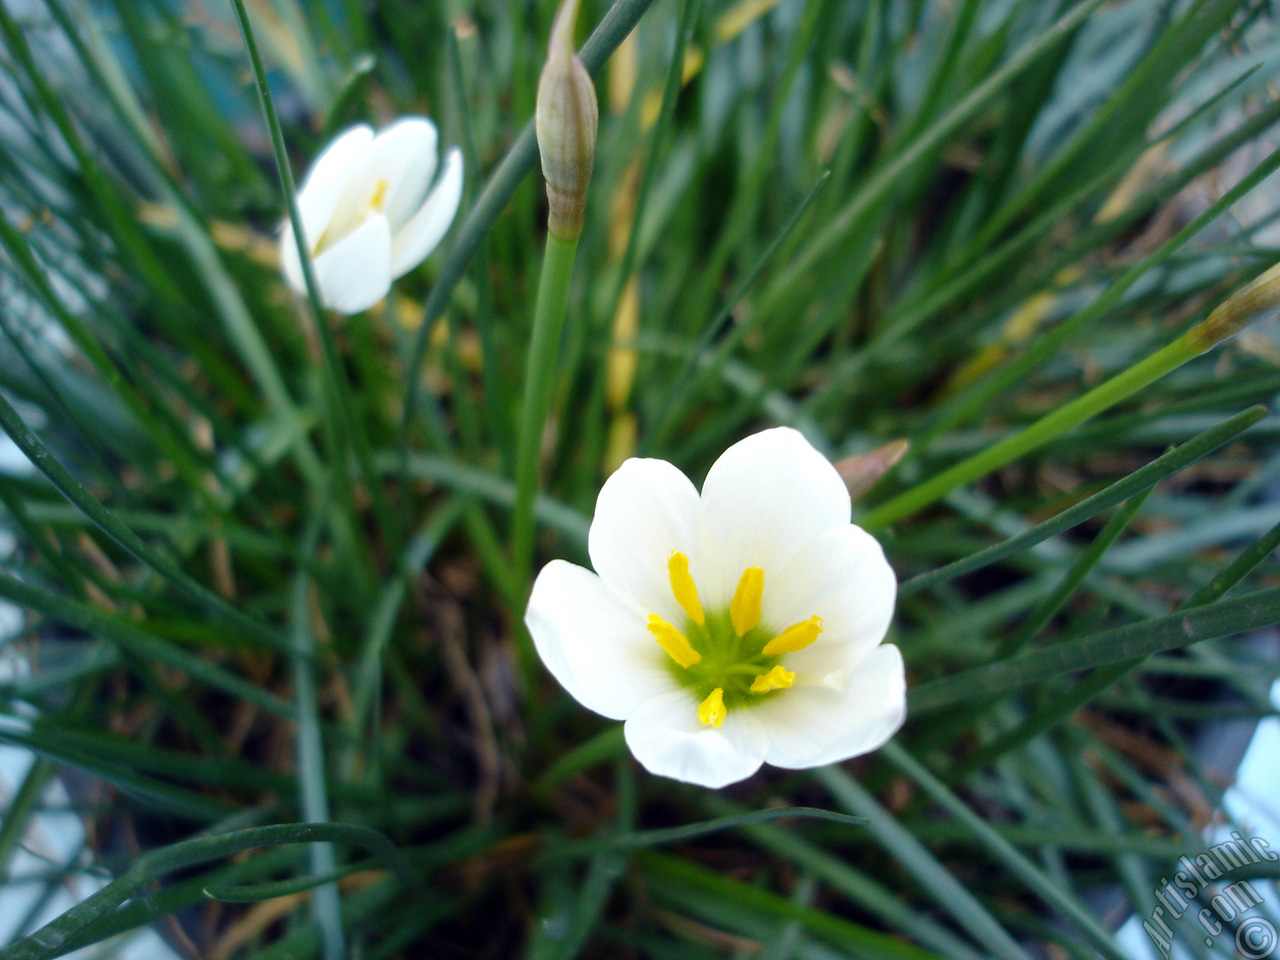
[369,178,389,211]
[730,566,764,636]
[749,665,795,694]
[697,688,726,727]
[647,614,702,668]
[762,615,823,656]
[667,551,705,626]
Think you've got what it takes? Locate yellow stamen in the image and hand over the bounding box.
[369,177,389,211]
[667,551,705,626]
[761,615,823,655]
[749,665,795,693]
[730,566,764,636]
[647,614,701,668]
[697,688,726,727]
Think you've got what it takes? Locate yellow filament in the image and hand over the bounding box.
[647,615,701,668]
[749,665,795,694]
[369,178,389,211]
[730,567,764,636]
[667,551,705,626]
[697,688,726,727]
[762,616,823,656]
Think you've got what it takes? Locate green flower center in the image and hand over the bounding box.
[648,551,822,727]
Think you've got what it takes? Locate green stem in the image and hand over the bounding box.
[512,233,580,581]
[861,333,1203,531]
[868,257,1280,531]
[395,0,660,478]
[916,132,1280,445]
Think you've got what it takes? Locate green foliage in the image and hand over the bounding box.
[1,0,1279,957]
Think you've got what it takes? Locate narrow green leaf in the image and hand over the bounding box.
[1000,486,1153,655]
[637,850,948,960]
[0,573,294,717]
[899,406,1266,596]
[0,391,292,655]
[202,861,367,903]
[288,504,345,960]
[0,823,417,960]
[759,0,1107,311]
[814,767,1035,960]
[949,516,1280,777]
[882,743,1129,960]
[544,808,866,860]
[701,795,990,960]
[911,585,1280,712]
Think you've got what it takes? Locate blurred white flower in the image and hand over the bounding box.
[525,427,905,788]
[280,118,463,314]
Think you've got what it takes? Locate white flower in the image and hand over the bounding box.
[280,118,463,315]
[525,427,905,789]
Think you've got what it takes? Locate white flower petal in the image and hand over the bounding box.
[309,213,393,314]
[390,147,464,279]
[280,125,374,296]
[624,689,767,787]
[756,644,905,770]
[761,523,896,675]
[587,457,710,621]
[295,124,374,241]
[525,560,674,721]
[699,428,851,606]
[362,117,440,233]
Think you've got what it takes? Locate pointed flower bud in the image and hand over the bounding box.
[1186,260,1280,354]
[536,0,598,241]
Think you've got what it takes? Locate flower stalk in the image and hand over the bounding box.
[512,232,581,576]
[512,0,598,578]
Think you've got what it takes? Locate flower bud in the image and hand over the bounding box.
[536,0,598,241]
[1186,260,1280,354]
